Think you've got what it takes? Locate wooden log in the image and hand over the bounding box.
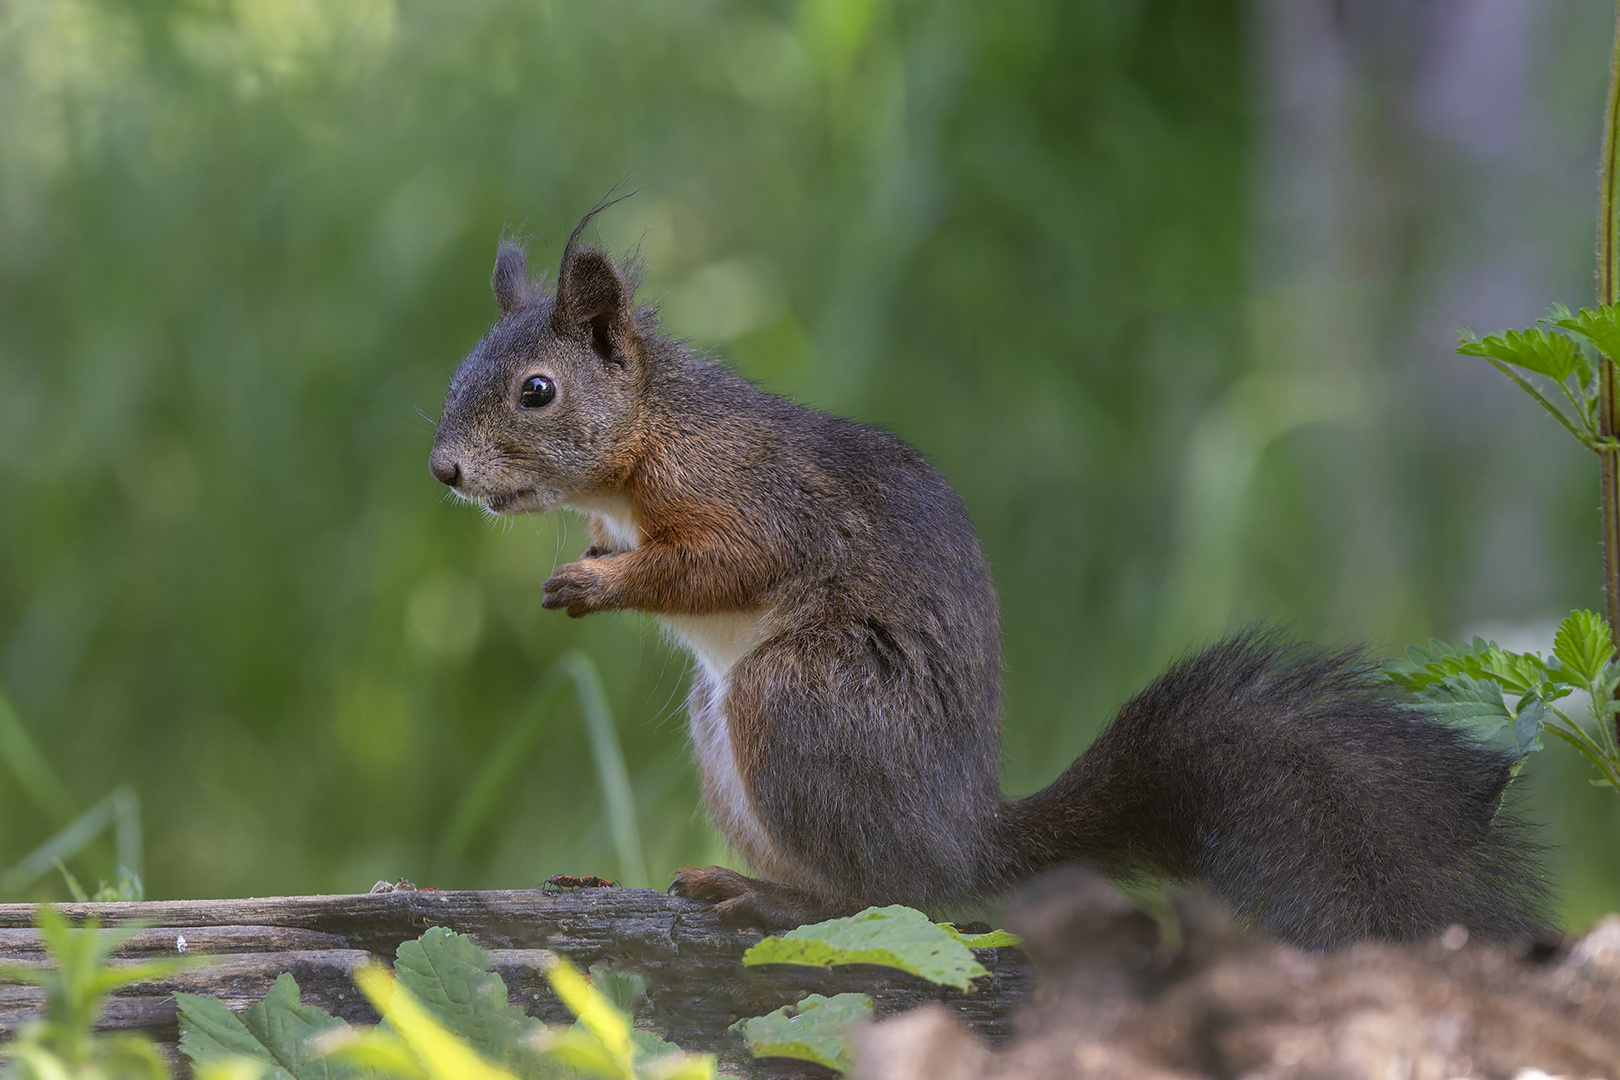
[0,888,1033,1076]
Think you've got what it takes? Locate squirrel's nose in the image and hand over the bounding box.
[429,449,462,487]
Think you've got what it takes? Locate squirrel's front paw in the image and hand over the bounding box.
[542,561,609,618]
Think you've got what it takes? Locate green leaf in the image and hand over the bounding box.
[349,964,519,1080]
[730,993,873,1073]
[1545,303,1620,363]
[1511,693,1549,758]
[586,963,649,1017]
[176,974,371,1080]
[1406,671,1545,765]
[194,1055,276,1080]
[1592,665,1620,715]
[939,926,1023,952]
[1553,610,1616,685]
[1382,637,1569,701]
[628,1029,684,1065]
[392,928,539,1072]
[742,905,989,990]
[939,925,1023,950]
[1412,674,1517,750]
[1475,646,1559,699]
[1458,325,1582,382]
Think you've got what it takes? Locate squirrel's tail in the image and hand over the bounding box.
[993,630,1553,948]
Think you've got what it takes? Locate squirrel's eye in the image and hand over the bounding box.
[520,374,556,409]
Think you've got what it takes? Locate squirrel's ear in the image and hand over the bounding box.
[551,225,636,368]
[492,240,539,316]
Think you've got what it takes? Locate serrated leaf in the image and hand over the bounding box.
[1413,676,1524,758]
[1476,647,1558,698]
[628,1030,683,1064]
[176,974,370,1080]
[1458,325,1582,382]
[587,963,648,1018]
[1594,665,1620,712]
[1553,610,1615,685]
[392,928,539,1073]
[319,1028,428,1079]
[1512,693,1548,757]
[742,905,988,990]
[353,965,516,1080]
[538,953,632,1067]
[1546,303,1620,363]
[730,993,872,1073]
[1382,637,1570,700]
[522,951,716,1080]
[194,1056,275,1080]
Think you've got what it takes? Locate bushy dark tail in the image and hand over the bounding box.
[993,631,1553,949]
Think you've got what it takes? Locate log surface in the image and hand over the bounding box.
[0,888,1032,1077]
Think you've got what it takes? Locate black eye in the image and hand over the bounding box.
[520,374,556,409]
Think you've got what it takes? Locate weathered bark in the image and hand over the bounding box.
[0,888,1033,1077]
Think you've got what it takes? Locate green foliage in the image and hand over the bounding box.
[176,928,715,1080]
[390,928,540,1075]
[1456,303,1620,453]
[56,862,144,905]
[1554,608,1616,684]
[742,905,1001,991]
[1458,325,1585,383]
[177,975,362,1080]
[0,683,146,901]
[583,964,648,1019]
[1546,303,1620,368]
[1383,611,1620,790]
[940,925,1023,951]
[729,906,1019,1073]
[728,993,873,1074]
[0,907,195,1080]
[0,686,74,825]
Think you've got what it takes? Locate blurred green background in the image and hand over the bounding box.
[1,0,1617,925]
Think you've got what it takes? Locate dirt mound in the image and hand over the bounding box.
[856,870,1620,1080]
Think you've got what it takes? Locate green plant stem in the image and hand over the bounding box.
[559,651,648,891]
[439,651,648,888]
[0,787,142,896]
[1545,721,1620,790]
[1479,357,1593,446]
[1557,378,1591,434]
[1598,0,1620,747]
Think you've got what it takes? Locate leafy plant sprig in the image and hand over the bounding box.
[177,926,715,1080]
[1383,609,1620,791]
[1456,304,1620,454]
[1446,11,1620,766]
[0,907,198,1080]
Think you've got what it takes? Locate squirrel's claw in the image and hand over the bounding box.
[542,561,606,618]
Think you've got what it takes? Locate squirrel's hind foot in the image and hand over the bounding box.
[669,865,852,929]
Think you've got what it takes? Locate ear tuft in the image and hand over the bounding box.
[551,200,638,366]
[492,239,540,316]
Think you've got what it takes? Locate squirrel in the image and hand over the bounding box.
[427,210,1553,948]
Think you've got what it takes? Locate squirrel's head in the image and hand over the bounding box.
[429,215,651,514]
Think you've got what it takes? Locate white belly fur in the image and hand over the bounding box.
[567,492,644,553]
[564,492,783,873]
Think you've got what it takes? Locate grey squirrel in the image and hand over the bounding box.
[427,211,1552,948]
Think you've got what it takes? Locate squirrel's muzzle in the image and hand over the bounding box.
[428,446,462,488]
